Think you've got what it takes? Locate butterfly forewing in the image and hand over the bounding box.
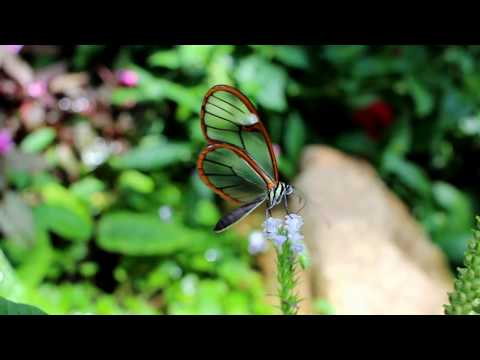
[201,85,278,183]
[198,143,268,204]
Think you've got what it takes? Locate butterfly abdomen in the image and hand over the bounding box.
[268,182,291,209]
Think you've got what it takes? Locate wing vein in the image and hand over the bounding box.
[211,95,246,114]
[204,110,239,127]
[207,101,235,116]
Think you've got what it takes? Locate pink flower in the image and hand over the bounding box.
[0,129,14,155]
[3,45,23,54]
[26,81,47,98]
[117,69,139,87]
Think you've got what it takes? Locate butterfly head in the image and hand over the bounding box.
[285,184,294,196]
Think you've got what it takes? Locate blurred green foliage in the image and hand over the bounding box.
[1,45,480,314]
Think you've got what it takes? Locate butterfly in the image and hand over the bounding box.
[197,84,296,232]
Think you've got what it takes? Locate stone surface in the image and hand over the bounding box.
[287,145,453,314]
[248,146,454,314]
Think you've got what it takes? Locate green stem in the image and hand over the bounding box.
[276,240,300,315]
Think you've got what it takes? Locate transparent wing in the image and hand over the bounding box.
[197,143,269,204]
[201,85,279,183]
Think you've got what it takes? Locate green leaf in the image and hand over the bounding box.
[16,227,54,287]
[433,182,473,223]
[323,45,368,64]
[435,231,472,264]
[38,183,93,241]
[406,77,434,117]
[110,141,192,171]
[97,212,205,256]
[0,297,47,315]
[192,199,220,227]
[73,45,105,69]
[381,154,431,197]
[235,56,288,112]
[34,205,92,242]
[313,298,335,315]
[274,46,309,69]
[118,170,155,194]
[335,131,379,159]
[284,112,307,161]
[0,248,25,301]
[384,118,412,157]
[70,177,106,199]
[20,127,56,154]
[148,48,180,69]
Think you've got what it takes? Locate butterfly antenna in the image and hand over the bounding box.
[293,187,332,228]
[293,190,307,215]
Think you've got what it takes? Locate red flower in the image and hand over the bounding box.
[353,100,394,139]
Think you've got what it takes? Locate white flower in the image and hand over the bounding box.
[285,214,303,236]
[263,217,283,239]
[248,231,268,255]
[291,242,305,254]
[158,205,173,222]
[261,214,306,255]
[289,232,304,243]
[272,234,287,247]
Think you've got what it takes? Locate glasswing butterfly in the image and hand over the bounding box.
[197,84,296,232]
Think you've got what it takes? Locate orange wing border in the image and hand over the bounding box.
[199,84,279,183]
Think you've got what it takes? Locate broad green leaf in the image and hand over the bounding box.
[313,298,335,315]
[384,118,411,157]
[38,183,92,241]
[70,176,106,199]
[274,46,309,69]
[235,56,288,112]
[381,154,431,197]
[434,231,472,265]
[148,48,180,69]
[16,227,54,287]
[432,182,473,230]
[178,45,214,71]
[323,45,368,64]
[110,141,192,171]
[0,248,25,301]
[20,127,56,153]
[34,205,92,242]
[406,77,434,117]
[118,170,155,194]
[73,45,105,69]
[192,199,220,227]
[284,112,306,161]
[97,212,205,255]
[335,131,379,159]
[0,297,47,315]
[111,66,201,113]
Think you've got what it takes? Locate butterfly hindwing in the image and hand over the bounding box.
[197,143,269,204]
[214,196,266,232]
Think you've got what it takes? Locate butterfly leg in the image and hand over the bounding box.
[283,194,290,215]
[265,207,272,218]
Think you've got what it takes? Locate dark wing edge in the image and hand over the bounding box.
[200,84,279,182]
[214,196,266,233]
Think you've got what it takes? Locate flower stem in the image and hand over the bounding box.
[276,240,300,315]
